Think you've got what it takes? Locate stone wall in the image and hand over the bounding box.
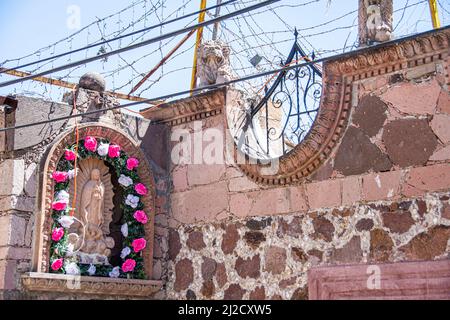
[0,93,170,299]
[0,28,449,300]
[157,29,450,300]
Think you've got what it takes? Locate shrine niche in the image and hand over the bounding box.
[24,123,162,297]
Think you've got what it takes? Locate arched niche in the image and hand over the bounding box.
[25,123,162,297]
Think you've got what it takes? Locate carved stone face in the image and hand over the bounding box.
[91,169,101,181]
[199,40,230,68]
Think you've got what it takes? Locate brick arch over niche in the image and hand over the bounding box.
[231,29,450,185]
[32,124,156,278]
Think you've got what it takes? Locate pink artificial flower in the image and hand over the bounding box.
[64,150,77,161]
[126,158,140,171]
[52,171,69,183]
[132,238,147,253]
[84,136,98,152]
[51,258,63,271]
[134,183,148,196]
[108,144,121,158]
[122,259,136,273]
[133,210,148,224]
[52,201,68,211]
[52,228,65,242]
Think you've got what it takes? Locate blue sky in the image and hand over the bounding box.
[0,0,448,110]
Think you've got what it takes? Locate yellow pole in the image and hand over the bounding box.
[190,0,208,95]
[428,0,441,29]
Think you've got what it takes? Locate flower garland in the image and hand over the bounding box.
[49,136,150,279]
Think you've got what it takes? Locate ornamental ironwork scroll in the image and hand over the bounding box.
[243,30,322,159]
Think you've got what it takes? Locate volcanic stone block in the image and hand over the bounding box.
[186,231,206,251]
[335,126,392,176]
[168,229,181,261]
[174,259,194,291]
[356,218,374,231]
[264,246,287,275]
[330,236,363,264]
[381,209,415,234]
[243,231,266,248]
[215,263,227,289]
[399,226,450,260]
[353,95,388,137]
[235,255,260,279]
[312,216,335,242]
[369,229,394,262]
[221,224,239,255]
[383,119,438,167]
[201,257,217,281]
[223,284,245,300]
[249,287,266,300]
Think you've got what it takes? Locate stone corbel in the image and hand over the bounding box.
[140,88,226,126]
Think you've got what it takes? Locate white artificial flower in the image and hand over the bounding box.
[88,264,96,276]
[109,266,120,278]
[58,215,75,229]
[121,223,129,237]
[65,262,80,275]
[66,243,74,257]
[125,194,140,209]
[120,247,131,260]
[118,174,133,188]
[68,169,78,180]
[56,190,70,202]
[97,143,110,157]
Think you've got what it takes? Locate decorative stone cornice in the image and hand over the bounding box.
[140,88,226,126]
[233,28,450,185]
[22,273,163,298]
[327,28,450,76]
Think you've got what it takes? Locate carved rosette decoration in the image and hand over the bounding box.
[33,124,156,282]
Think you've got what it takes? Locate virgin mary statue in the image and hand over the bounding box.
[80,168,105,229]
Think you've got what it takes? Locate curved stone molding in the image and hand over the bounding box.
[22,273,162,298]
[231,28,450,185]
[32,123,157,280]
[328,30,449,76]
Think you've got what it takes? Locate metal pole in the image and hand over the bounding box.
[428,0,441,29]
[129,29,196,95]
[212,0,223,40]
[190,0,208,94]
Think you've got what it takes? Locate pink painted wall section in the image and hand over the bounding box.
[308,260,450,300]
[168,61,450,227]
[170,162,450,225]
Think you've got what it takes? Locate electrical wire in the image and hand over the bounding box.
[0,0,239,74]
[1,24,448,133]
[0,0,282,88]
